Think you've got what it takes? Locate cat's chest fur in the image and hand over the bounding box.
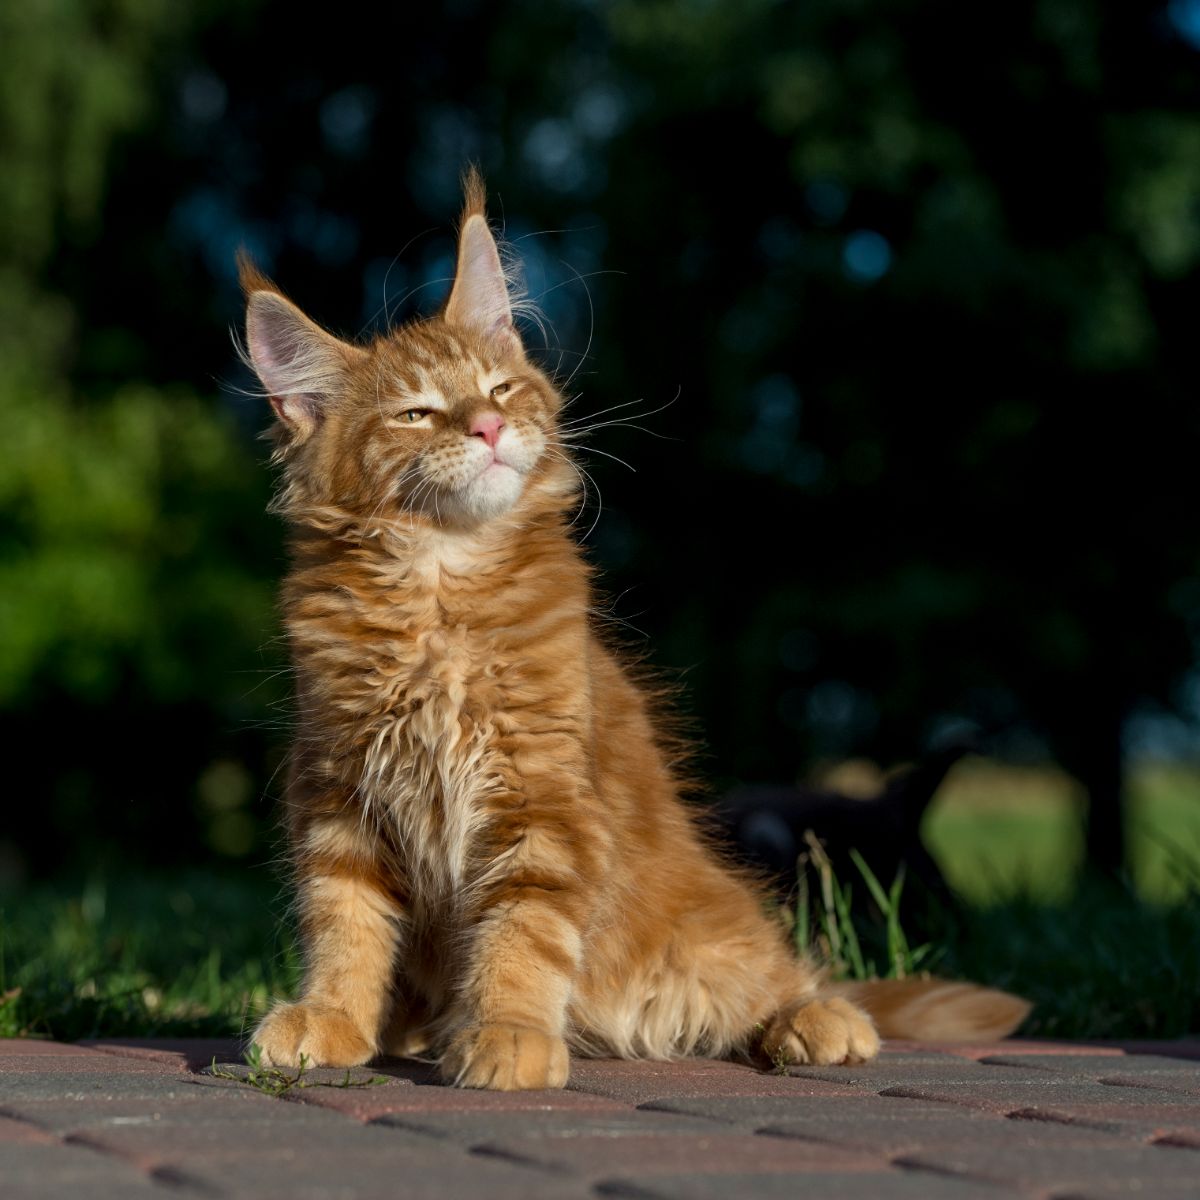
[290,530,576,893]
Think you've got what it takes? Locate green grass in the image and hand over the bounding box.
[1128,765,1200,900]
[935,880,1200,1040]
[791,835,937,982]
[923,764,1084,902]
[0,870,298,1041]
[923,760,1200,903]
[790,840,1200,1040]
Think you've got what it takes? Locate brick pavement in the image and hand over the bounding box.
[1,1037,1197,1198]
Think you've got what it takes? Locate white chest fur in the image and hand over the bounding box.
[352,540,505,894]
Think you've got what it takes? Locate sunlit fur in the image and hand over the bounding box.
[243,171,1029,1089]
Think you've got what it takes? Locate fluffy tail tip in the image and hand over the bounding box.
[833,978,1032,1042]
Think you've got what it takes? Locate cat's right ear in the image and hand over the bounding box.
[239,254,363,443]
[443,168,522,356]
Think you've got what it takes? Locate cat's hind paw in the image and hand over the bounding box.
[761,996,880,1067]
[252,1001,373,1068]
[442,1023,569,1090]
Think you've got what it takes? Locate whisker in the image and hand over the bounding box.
[533,268,623,305]
[558,394,647,426]
[543,447,591,534]
[547,440,636,473]
[574,460,605,543]
[560,260,596,394]
[559,387,683,436]
[561,421,678,443]
[389,274,458,315]
[358,226,439,338]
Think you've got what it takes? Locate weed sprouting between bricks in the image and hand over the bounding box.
[208,1042,388,1097]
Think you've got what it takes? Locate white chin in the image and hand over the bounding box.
[457,463,523,520]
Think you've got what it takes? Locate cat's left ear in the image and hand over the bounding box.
[443,168,523,356]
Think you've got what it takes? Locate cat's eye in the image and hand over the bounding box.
[396,409,429,424]
[490,381,512,399]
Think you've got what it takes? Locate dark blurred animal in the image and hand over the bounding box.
[712,745,967,918]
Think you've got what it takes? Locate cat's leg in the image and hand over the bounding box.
[440,798,606,1090]
[253,849,405,1069]
[587,855,879,1068]
[757,984,881,1067]
[741,917,880,1066]
[440,887,581,1089]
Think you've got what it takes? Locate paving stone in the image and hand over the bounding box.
[593,1168,1016,1198]
[372,1107,724,1144]
[974,1054,1116,1073]
[1152,1130,1200,1149]
[760,1104,1127,1155]
[1096,1040,1200,1061]
[875,1042,964,1056]
[1010,1103,1200,1140]
[0,1040,106,1058]
[568,1065,835,1099]
[892,1038,1123,1061]
[755,1095,988,1128]
[788,1055,1059,1091]
[0,1114,57,1145]
[0,1053,168,1076]
[62,1110,441,1165]
[1050,1184,1200,1198]
[1112,1056,1200,1075]
[638,1094,900,1127]
[896,1142,1200,1190]
[0,1091,285,1134]
[979,1054,1200,1077]
[80,1037,244,1072]
[294,1080,632,1120]
[175,1142,591,1199]
[0,1142,165,1197]
[569,1059,867,1105]
[1098,1072,1200,1097]
[572,1058,757,1076]
[0,1072,219,1102]
[31,1093,383,1139]
[477,1130,888,1177]
[877,1079,1191,1114]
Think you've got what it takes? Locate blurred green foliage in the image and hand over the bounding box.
[1,1,278,872]
[0,378,271,707]
[1,0,1198,879]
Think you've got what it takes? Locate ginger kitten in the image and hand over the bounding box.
[242,171,1028,1089]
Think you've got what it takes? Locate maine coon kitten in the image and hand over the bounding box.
[242,172,1028,1090]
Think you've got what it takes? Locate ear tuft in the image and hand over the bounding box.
[237,248,278,298]
[460,164,487,222]
[443,170,522,354]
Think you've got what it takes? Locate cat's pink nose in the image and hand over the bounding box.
[470,411,506,449]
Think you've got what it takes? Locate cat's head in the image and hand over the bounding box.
[240,170,570,531]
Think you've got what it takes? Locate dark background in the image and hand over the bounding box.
[4,0,1199,881]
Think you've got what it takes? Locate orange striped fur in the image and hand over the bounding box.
[242,170,1028,1089]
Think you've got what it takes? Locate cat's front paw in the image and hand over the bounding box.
[761,996,880,1067]
[252,1001,373,1068]
[442,1023,569,1090]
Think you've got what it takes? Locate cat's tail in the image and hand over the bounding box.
[826,978,1032,1042]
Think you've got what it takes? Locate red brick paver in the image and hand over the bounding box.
[0,1037,1197,1198]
